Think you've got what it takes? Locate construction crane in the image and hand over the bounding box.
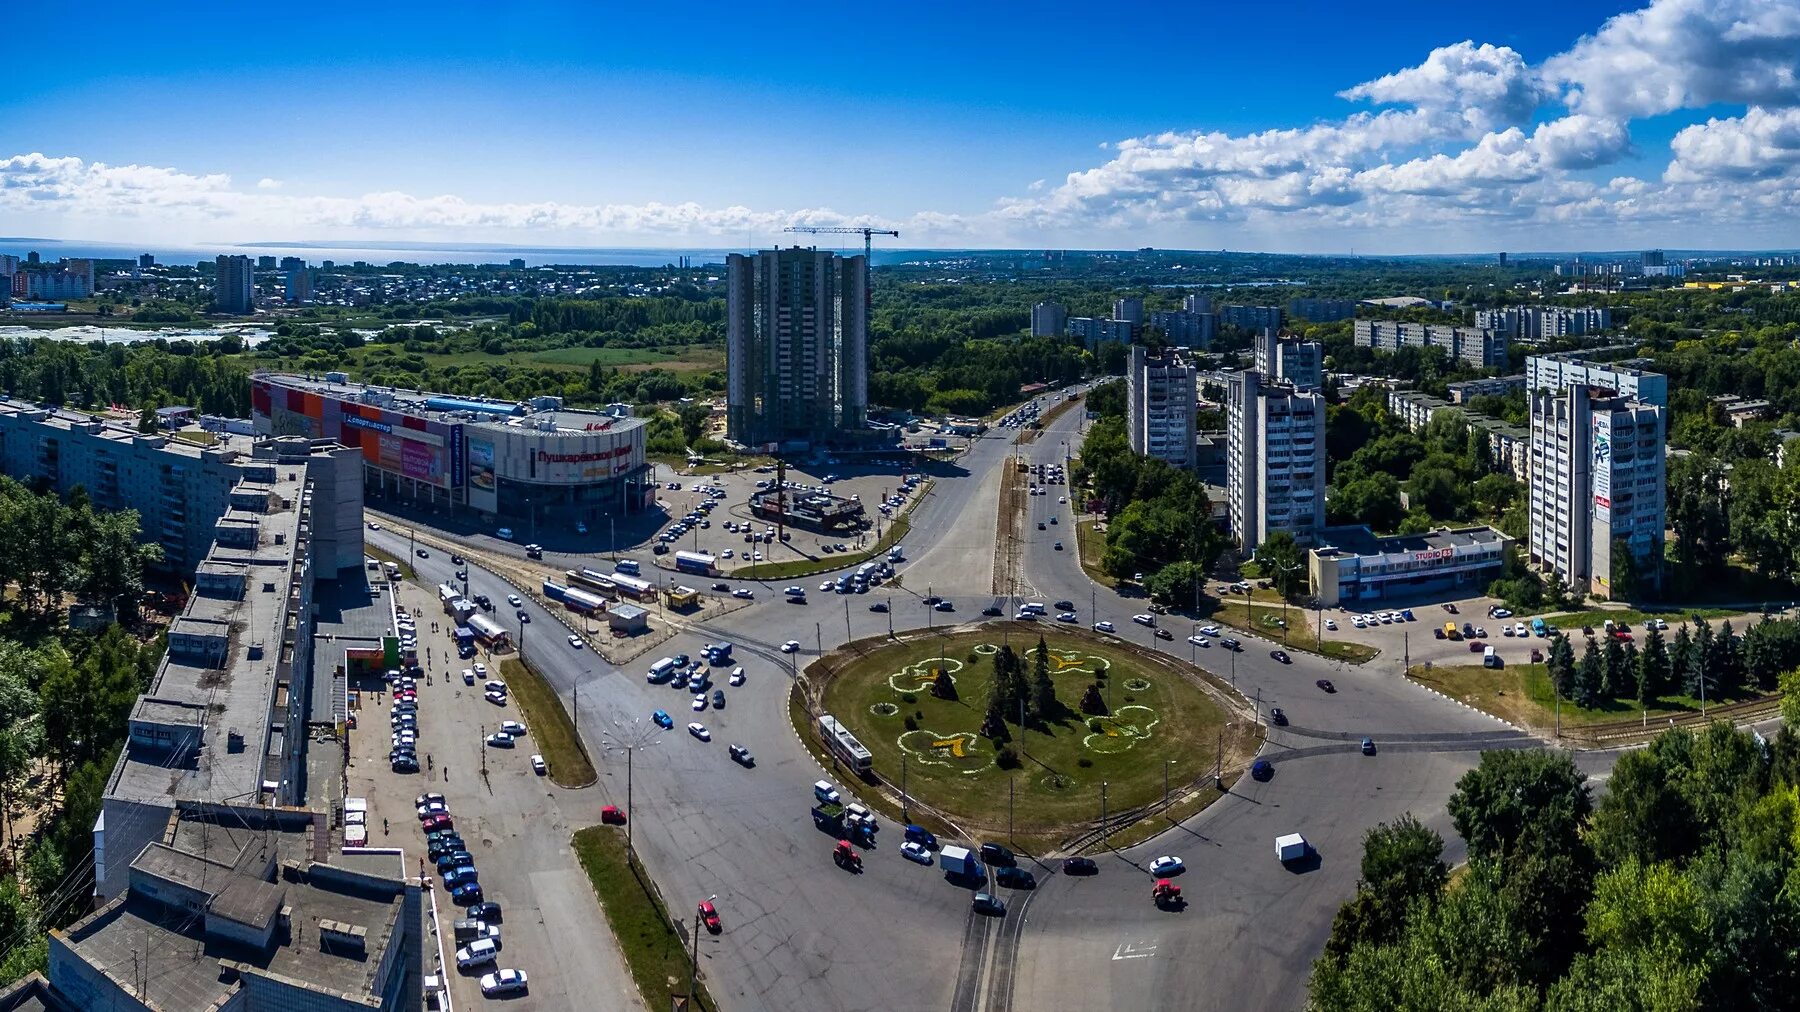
[782,225,899,264]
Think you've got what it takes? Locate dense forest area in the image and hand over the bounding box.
[0,477,169,985]
[1314,717,1800,1012]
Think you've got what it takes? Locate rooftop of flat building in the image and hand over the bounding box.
[257,372,645,436]
[0,399,241,462]
[60,861,403,1012]
[1315,524,1510,560]
[108,466,309,809]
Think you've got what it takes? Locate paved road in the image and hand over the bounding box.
[376,384,1574,1012]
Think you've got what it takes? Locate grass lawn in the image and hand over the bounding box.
[170,430,220,446]
[499,658,597,787]
[572,826,717,1011]
[814,629,1251,850]
[1407,661,1737,731]
[1073,515,1116,589]
[1204,593,1380,664]
[364,544,414,582]
[1544,606,1748,631]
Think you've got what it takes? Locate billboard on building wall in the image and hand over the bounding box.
[1592,415,1613,523]
[466,437,498,514]
[450,424,467,489]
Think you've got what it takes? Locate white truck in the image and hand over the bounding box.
[1275,833,1309,863]
[939,845,983,880]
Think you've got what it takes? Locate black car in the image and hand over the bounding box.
[451,554,465,565]
[979,842,1016,867]
[1061,856,1098,875]
[1055,600,1075,611]
[924,595,942,606]
[995,866,1037,889]
[1270,650,1291,664]
[416,548,429,558]
[1220,638,1242,651]
[981,606,1003,617]
[1316,679,1336,693]
[870,602,889,612]
[1252,758,1275,780]
[1269,707,1288,726]
[1434,627,1446,639]
[467,901,502,923]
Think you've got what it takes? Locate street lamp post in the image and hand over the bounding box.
[601,717,663,863]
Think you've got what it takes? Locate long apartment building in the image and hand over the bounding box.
[1127,345,1197,469]
[1527,354,1667,596]
[1288,297,1357,322]
[1387,389,1530,481]
[1353,320,1510,369]
[0,401,360,571]
[1226,369,1325,550]
[1149,309,1214,348]
[1476,305,1612,340]
[1525,352,1667,407]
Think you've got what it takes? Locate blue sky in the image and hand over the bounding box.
[4,0,1798,252]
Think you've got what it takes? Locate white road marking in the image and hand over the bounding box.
[1112,940,1158,961]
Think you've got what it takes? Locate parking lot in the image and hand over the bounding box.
[644,461,928,575]
[1287,589,1567,668]
[345,575,636,1011]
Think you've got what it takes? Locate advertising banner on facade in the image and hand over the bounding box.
[1591,415,1613,523]
[400,441,435,481]
[450,424,467,489]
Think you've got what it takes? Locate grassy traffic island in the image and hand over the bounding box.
[498,657,597,787]
[572,826,718,1012]
[799,627,1260,852]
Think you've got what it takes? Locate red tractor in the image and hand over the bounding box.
[833,839,863,873]
[1152,879,1182,909]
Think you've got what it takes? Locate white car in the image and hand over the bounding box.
[1093,621,1115,633]
[1492,607,1514,619]
[1352,616,1367,628]
[1148,855,1186,876]
[729,666,745,686]
[531,754,546,775]
[1324,619,1338,631]
[781,640,801,653]
[568,635,585,649]
[900,841,933,864]
[1514,622,1529,637]
[500,720,527,736]
[1186,635,1210,647]
[751,552,764,562]
[688,722,711,741]
[473,662,488,677]
[691,695,708,711]
[721,549,734,559]
[734,588,755,599]
[506,594,521,608]
[1199,626,1220,637]
[820,581,835,592]
[485,732,516,749]
[1132,614,1156,627]
[480,969,528,996]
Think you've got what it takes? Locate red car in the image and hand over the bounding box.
[601,805,627,825]
[698,900,721,934]
[422,814,453,832]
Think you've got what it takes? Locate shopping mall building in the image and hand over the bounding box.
[251,373,653,534]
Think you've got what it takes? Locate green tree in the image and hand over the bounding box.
[1640,626,1671,698]
[1548,634,1577,701]
[1030,637,1058,721]
[1142,561,1206,608]
[1670,624,1694,697]
[674,400,712,446]
[1576,637,1604,708]
[1448,749,1591,867]
[1252,531,1305,599]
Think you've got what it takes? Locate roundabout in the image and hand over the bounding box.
[802,625,1261,849]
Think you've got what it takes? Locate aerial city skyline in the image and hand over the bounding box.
[4,0,1800,253]
[3,2,1800,1012]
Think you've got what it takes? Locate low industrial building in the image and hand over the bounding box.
[749,488,865,531]
[1308,525,1513,607]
